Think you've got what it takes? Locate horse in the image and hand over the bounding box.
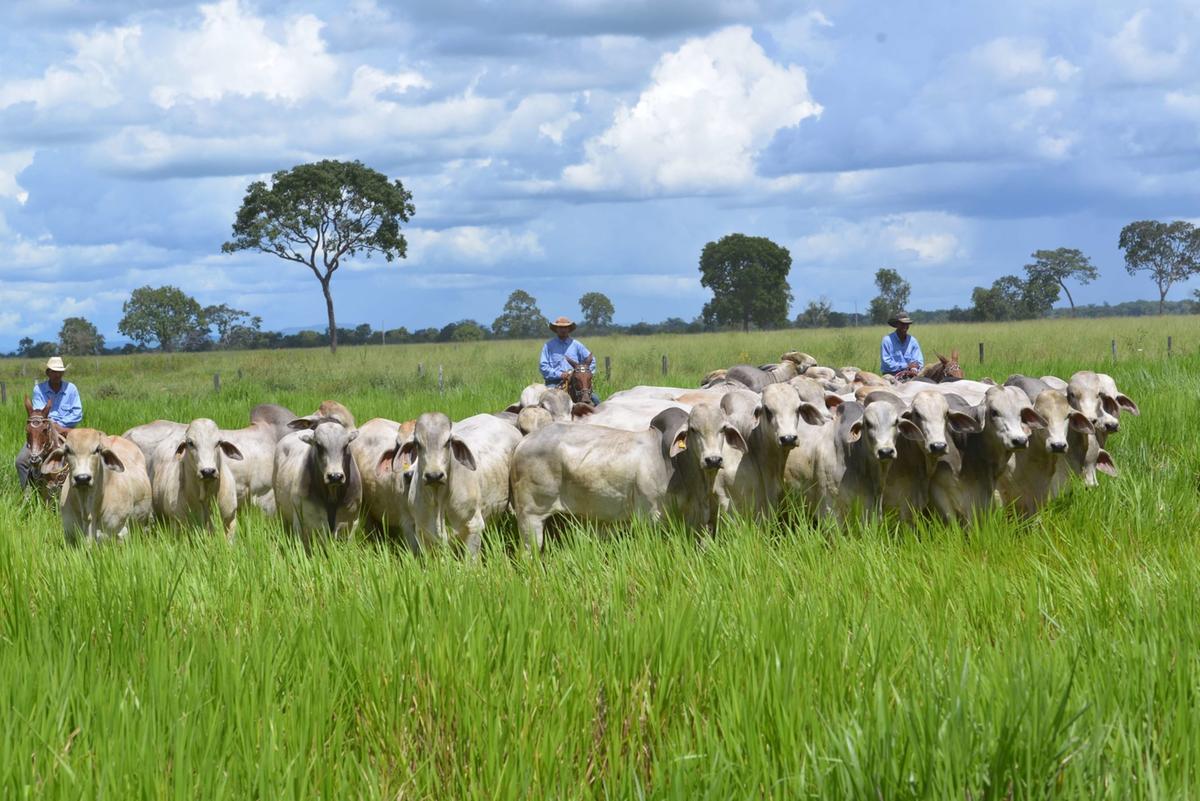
[23,397,68,503]
[561,355,596,406]
[918,350,964,383]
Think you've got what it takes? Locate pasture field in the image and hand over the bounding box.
[2,316,1199,799]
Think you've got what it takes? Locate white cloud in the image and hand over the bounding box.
[538,110,581,144]
[347,65,430,106]
[791,213,967,267]
[1106,10,1189,83]
[0,25,139,110]
[971,37,1078,85]
[562,26,821,193]
[0,150,34,203]
[403,225,544,266]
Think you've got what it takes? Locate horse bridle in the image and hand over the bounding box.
[26,414,62,468]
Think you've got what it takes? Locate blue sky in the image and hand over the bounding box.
[2,0,1199,346]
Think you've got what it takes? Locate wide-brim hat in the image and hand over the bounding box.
[887,312,913,327]
[549,316,577,331]
[45,356,68,372]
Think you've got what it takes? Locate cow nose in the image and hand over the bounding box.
[200,467,217,480]
[423,471,445,485]
[704,455,723,469]
[326,472,345,485]
[778,434,798,447]
[1106,422,1119,433]
[73,473,92,486]
[1011,436,1028,450]
[928,441,947,454]
[876,447,896,461]
[1050,441,1067,453]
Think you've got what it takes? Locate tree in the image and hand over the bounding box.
[867,268,912,325]
[1020,273,1060,319]
[795,297,832,329]
[222,159,415,353]
[204,304,262,348]
[59,317,105,355]
[16,337,33,357]
[1118,220,1200,314]
[699,234,792,332]
[578,291,615,331]
[1024,248,1097,315]
[118,285,204,352]
[492,289,548,339]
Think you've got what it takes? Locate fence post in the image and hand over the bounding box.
[213,373,221,392]
[661,355,669,376]
[604,356,611,382]
[1111,339,1117,362]
[438,365,444,394]
[236,368,243,381]
[978,342,984,364]
[0,381,6,405]
[417,362,424,378]
[1168,335,1173,357]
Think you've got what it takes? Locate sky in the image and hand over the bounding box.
[2,0,1199,347]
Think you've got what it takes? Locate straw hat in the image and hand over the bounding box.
[548,316,577,332]
[45,356,69,372]
[887,312,913,327]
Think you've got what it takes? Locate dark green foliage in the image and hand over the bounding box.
[578,291,615,331]
[1118,220,1200,313]
[57,316,105,355]
[1024,248,1098,314]
[118,285,204,352]
[492,289,548,339]
[222,159,414,353]
[867,268,912,325]
[699,233,792,332]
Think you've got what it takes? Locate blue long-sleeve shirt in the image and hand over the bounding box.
[880,332,924,375]
[540,337,596,384]
[32,380,83,427]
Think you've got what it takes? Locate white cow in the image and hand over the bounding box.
[349,417,414,542]
[582,397,692,431]
[511,405,745,551]
[398,412,522,558]
[999,388,1095,515]
[150,418,242,539]
[42,428,152,545]
[273,419,362,553]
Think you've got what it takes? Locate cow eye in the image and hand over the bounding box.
[186,439,196,448]
[63,447,72,455]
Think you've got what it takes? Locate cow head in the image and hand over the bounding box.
[676,403,747,472]
[981,387,1047,451]
[1032,389,1094,455]
[175,418,242,482]
[901,390,980,455]
[757,384,825,450]
[41,428,126,491]
[844,401,902,462]
[298,420,359,488]
[398,412,475,488]
[1067,371,1121,434]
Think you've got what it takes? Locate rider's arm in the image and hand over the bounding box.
[51,384,83,428]
[880,336,904,374]
[910,339,925,370]
[31,382,47,410]
[539,342,560,383]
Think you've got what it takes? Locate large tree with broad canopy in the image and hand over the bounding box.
[699,233,792,332]
[222,160,414,353]
[1118,220,1200,314]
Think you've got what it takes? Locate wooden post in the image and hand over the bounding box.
[213,373,221,392]
[978,342,984,364]
[661,354,669,376]
[604,356,611,382]
[1111,339,1117,362]
[438,365,444,393]
[0,381,6,405]
[1168,335,1173,356]
[417,362,424,378]
[236,368,243,381]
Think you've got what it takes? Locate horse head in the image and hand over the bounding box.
[563,355,595,404]
[24,397,58,462]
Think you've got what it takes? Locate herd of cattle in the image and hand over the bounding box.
[36,350,1139,554]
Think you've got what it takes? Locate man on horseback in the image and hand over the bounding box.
[539,316,600,405]
[16,356,83,493]
[880,312,924,382]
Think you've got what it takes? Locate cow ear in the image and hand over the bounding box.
[346,429,359,443]
[722,425,748,453]
[898,419,924,441]
[504,403,522,414]
[40,448,66,475]
[948,411,982,434]
[174,440,188,460]
[376,447,397,475]
[398,438,417,464]
[824,393,843,409]
[1068,411,1095,434]
[100,448,125,473]
[219,440,244,461]
[1100,395,1120,418]
[846,421,863,443]
[571,403,594,419]
[798,402,827,426]
[669,427,689,458]
[1116,394,1140,416]
[1020,407,1047,430]
[1096,449,1118,477]
[298,432,315,445]
[450,437,477,471]
[287,418,316,431]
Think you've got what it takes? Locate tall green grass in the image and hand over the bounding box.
[1,317,1198,798]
